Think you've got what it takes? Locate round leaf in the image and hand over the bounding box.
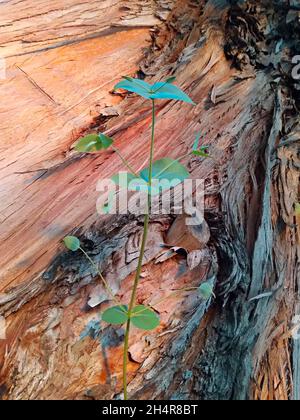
[75,133,113,153]
[141,158,189,182]
[75,134,100,152]
[63,236,80,251]
[131,305,160,331]
[102,305,128,325]
[98,133,113,149]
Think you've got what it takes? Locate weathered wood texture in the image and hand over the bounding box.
[0,0,299,400]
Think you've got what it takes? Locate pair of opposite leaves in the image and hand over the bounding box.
[75,77,208,195]
[63,236,160,330]
[75,76,195,157]
[64,233,214,332]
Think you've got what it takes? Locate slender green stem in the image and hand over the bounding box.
[123,317,131,399]
[79,247,122,307]
[112,146,140,178]
[122,100,156,400]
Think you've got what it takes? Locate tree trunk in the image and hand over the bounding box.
[0,0,299,400]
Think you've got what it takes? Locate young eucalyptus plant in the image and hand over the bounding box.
[63,76,210,400]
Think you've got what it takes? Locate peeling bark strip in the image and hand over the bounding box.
[0,0,299,400]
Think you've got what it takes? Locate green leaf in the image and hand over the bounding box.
[114,77,195,104]
[193,132,201,151]
[75,134,100,152]
[75,133,113,153]
[98,133,113,149]
[63,236,80,251]
[193,132,209,158]
[102,305,129,325]
[140,158,189,186]
[121,76,152,90]
[151,80,174,92]
[193,150,210,158]
[165,76,176,84]
[114,78,152,99]
[140,158,189,195]
[131,305,160,331]
[295,203,300,216]
[198,282,214,300]
[149,83,195,104]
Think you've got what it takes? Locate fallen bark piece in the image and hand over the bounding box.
[166,214,211,252]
